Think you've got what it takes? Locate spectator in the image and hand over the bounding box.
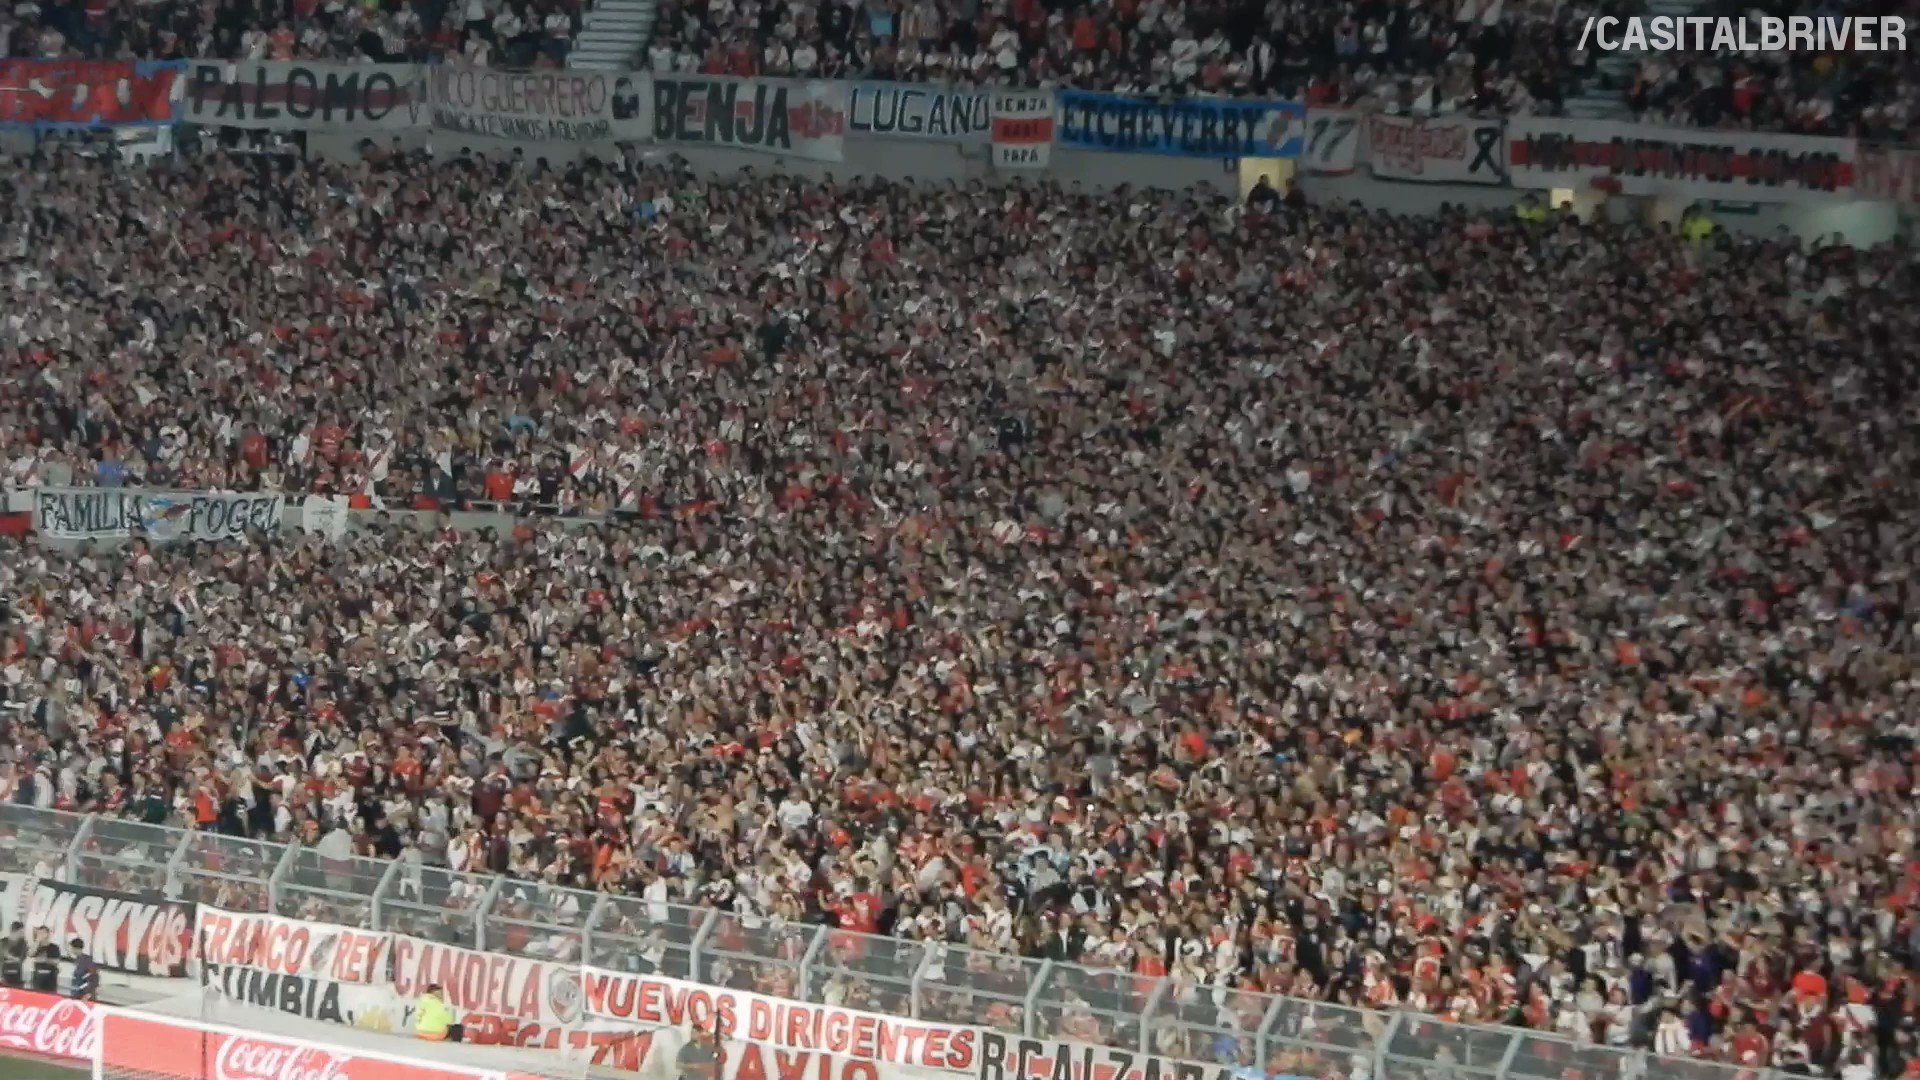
[644,0,1617,109]
[0,145,1914,1076]
[0,923,24,988]
[0,0,579,64]
[67,937,99,1001]
[26,927,59,993]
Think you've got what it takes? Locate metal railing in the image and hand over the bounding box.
[0,804,1781,1080]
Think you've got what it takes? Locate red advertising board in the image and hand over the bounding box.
[0,987,98,1062]
[96,1008,501,1080]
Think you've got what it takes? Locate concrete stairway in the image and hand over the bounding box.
[569,0,656,71]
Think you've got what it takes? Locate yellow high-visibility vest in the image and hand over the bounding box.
[415,995,454,1040]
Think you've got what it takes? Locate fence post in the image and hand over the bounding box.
[1139,977,1172,1052]
[63,815,94,883]
[163,827,193,899]
[1023,960,1053,1038]
[689,909,718,985]
[266,841,297,915]
[1374,1010,1403,1080]
[797,925,828,1002]
[907,943,935,1020]
[475,876,505,951]
[1255,997,1285,1073]
[1493,1025,1524,1080]
[583,892,610,966]
[370,856,402,932]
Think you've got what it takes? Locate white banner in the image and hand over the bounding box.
[1300,109,1361,175]
[990,90,1053,170]
[974,1035,1234,1080]
[0,874,25,928]
[204,962,943,1080]
[204,960,637,1063]
[849,83,990,143]
[388,935,585,1031]
[300,495,350,540]
[651,76,848,162]
[196,906,393,985]
[32,486,283,543]
[180,62,428,132]
[1367,114,1505,185]
[428,67,648,143]
[1505,118,1856,203]
[1857,143,1920,204]
[582,967,978,1073]
[203,962,406,1028]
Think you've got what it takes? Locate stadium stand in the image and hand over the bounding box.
[7,0,1913,139]
[0,144,1916,1077]
[641,0,1616,112]
[0,0,582,66]
[1623,0,1919,141]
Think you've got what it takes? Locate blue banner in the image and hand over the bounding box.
[1055,91,1304,158]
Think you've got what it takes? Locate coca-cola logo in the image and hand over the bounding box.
[214,1038,352,1080]
[0,990,100,1061]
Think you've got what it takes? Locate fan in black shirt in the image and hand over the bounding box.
[0,924,26,988]
[27,927,61,994]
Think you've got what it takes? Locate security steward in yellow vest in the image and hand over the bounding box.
[415,983,461,1043]
[1679,205,1716,243]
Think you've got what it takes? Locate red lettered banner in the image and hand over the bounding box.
[0,987,99,1062]
[388,936,586,1031]
[666,1032,938,1080]
[195,906,392,985]
[96,1008,502,1080]
[0,60,181,129]
[1504,116,1855,203]
[581,968,977,1073]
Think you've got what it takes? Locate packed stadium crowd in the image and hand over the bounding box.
[0,143,1916,1076]
[1624,0,1920,141]
[0,0,581,65]
[644,0,1607,112]
[7,0,1919,140]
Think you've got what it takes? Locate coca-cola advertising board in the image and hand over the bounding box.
[96,1007,508,1080]
[0,987,99,1062]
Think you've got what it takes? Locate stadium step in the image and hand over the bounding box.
[569,0,656,71]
